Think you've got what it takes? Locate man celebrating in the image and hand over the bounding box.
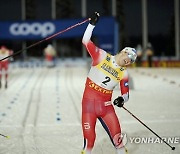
[81,12,137,154]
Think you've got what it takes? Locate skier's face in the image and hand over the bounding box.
[118,51,131,67]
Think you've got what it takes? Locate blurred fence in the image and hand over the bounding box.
[132,60,180,67]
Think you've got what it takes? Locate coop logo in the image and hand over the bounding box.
[9,22,55,37]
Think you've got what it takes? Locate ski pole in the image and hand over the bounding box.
[122,106,175,150]
[0,18,89,61]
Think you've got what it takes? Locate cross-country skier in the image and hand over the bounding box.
[0,46,13,89]
[81,12,137,154]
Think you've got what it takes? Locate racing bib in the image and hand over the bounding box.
[88,53,125,90]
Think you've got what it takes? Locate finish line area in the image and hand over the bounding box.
[0,59,179,154]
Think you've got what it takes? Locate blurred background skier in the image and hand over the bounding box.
[0,46,13,89]
[44,44,57,68]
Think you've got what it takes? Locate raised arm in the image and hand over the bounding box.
[82,11,99,45]
[82,12,106,66]
[82,24,95,45]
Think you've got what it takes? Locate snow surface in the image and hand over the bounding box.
[0,60,179,154]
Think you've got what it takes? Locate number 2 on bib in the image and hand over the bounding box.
[102,76,111,85]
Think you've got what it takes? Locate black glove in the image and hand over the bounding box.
[113,96,124,108]
[90,12,100,25]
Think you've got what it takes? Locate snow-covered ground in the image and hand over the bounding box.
[0,60,179,154]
